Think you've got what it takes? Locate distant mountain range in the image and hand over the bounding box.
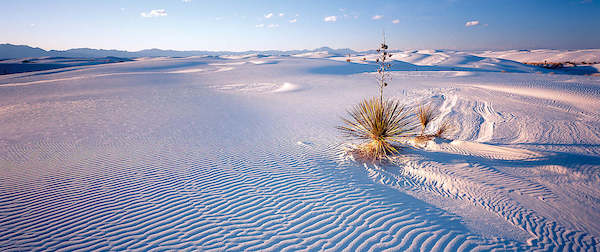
[0,44,358,59]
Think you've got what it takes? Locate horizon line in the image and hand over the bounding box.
[3,43,600,54]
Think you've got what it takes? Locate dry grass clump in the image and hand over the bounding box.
[414,103,454,142]
[338,97,415,162]
[416,104,439,136]
[434,119,453,138]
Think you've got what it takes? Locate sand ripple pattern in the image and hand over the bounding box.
[357,147,599,251]
[1,137,579,251]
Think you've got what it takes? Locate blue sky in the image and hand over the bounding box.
[2,0,599,51]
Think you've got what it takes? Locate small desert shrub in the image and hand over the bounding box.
[434,119,453,138]
[338,97,415,161]
[416,104,439,136]
[414,103,455,141]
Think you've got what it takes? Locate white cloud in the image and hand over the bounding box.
[265,13,273,18]
[465,20,480,27]
[255,24,265,28]
[324,16,337,22]
[279,13,284,17]
[392,19,400,24]
[182,0,192,2]
[289,19,297,23]
[268,24,279,28]
[372,15,383,20]
[141,9,167,18]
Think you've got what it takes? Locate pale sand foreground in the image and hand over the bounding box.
[1,53,599,251]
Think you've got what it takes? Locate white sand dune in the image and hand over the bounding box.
[1,52,600,250]
[474,49,600,63]
[210,82,301,94]
[273,82,302,93]
[470,84,600,114]
[334,50,544,74]
[292,51,337,58]
[169,68,206,73]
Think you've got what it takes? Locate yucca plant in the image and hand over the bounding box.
[338,34,415,162]
[338,97,415,161]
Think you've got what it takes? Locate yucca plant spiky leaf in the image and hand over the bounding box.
[337,97,416,161]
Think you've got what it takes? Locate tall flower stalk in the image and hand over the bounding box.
[375,33,392,104]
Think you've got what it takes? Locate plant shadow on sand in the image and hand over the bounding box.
[409,141,600,174]
[307,145,528,250]
[347,138,600,250]
[389,138,600,187]
[514,142,600,149]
